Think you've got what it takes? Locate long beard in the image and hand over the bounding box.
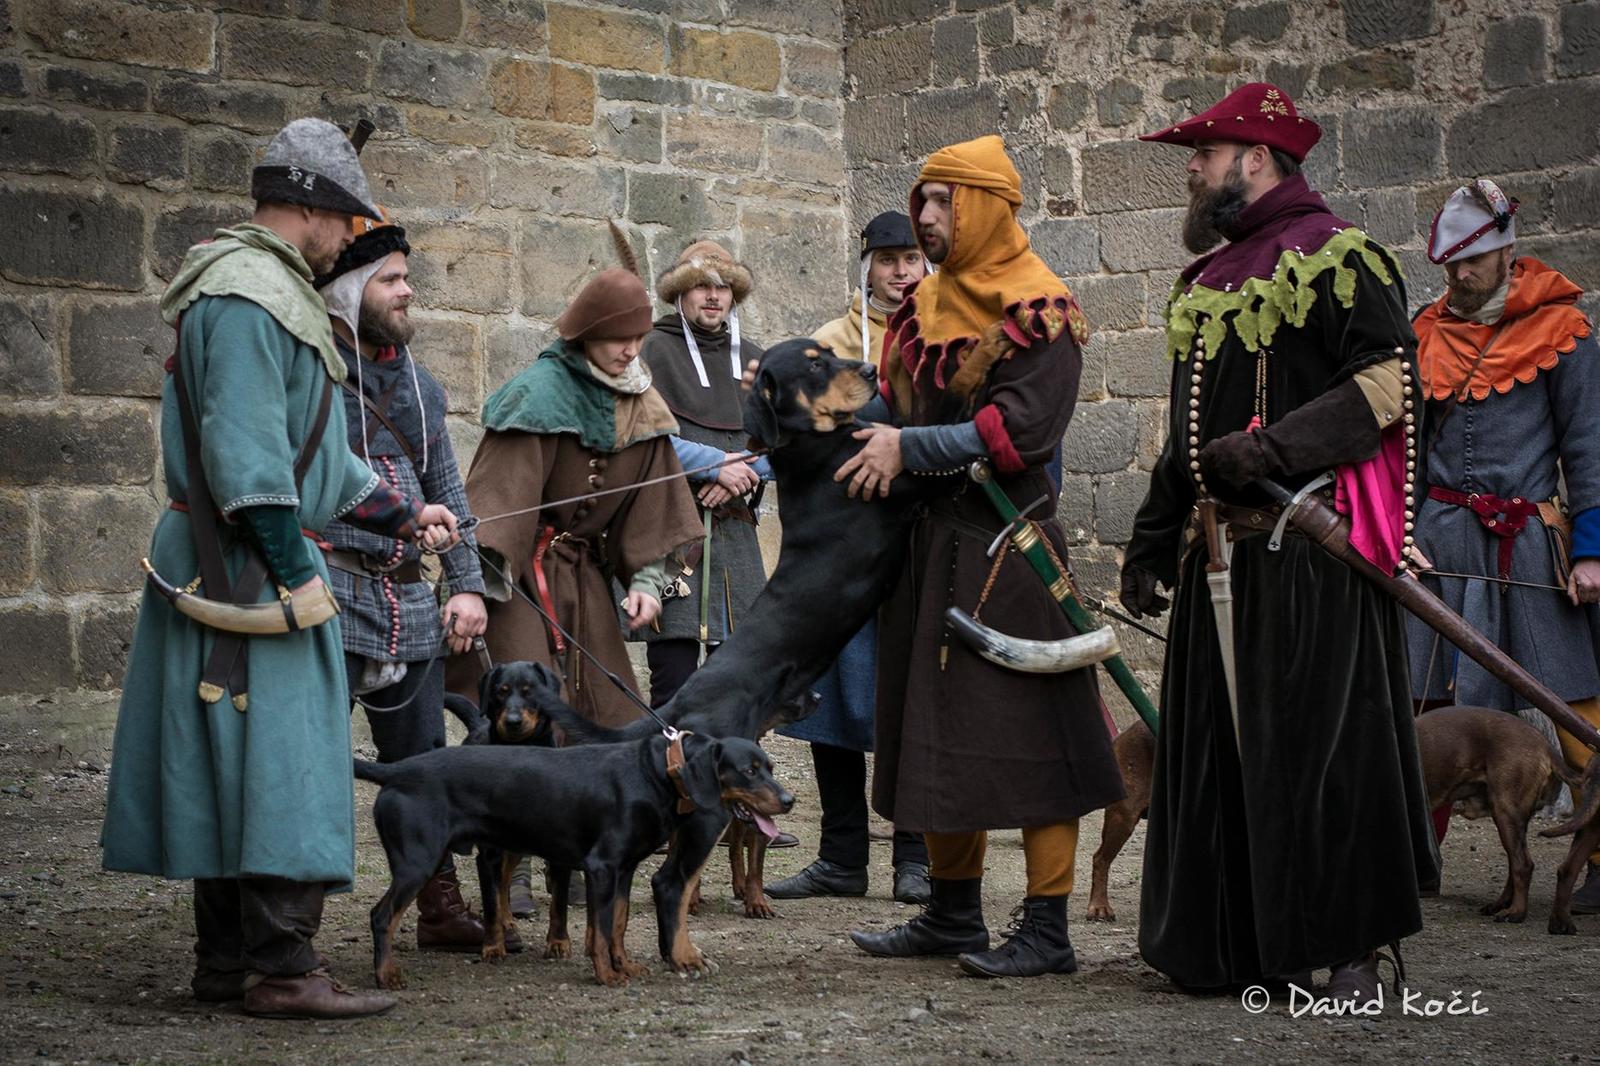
[1182,167,1249,254]
[358,302,414,348]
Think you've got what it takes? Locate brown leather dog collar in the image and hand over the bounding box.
[664,731,696,814]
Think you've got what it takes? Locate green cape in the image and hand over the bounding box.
[482,339,678,454]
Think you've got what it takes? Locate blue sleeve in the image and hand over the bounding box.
[858,392,893,425]
[671,435,726,481]
[900,421,987,472]
[1573,507,1600,561]
[751,455,774,481]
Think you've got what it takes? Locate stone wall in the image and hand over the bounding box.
[0,0,847,695]
[842,0,1600,697]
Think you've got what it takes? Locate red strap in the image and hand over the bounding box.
[531,524,565,654]
[1427,487,1538,580]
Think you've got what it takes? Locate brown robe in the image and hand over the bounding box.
[448,430,701,727]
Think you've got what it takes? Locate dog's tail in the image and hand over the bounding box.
[1542,757,1600,838]
[444,693,491,746]
[353,757,399,785]
[535,696,662,747]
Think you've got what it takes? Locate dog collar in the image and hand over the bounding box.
[664,730,697,814]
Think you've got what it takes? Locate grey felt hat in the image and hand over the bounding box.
[251,117,381,220]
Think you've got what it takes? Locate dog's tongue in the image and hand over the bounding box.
[751,810,780,841]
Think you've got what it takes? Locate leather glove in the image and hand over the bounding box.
[1119,563,1171,619]
[1198,378,1380,490]
[1197,431,1269,490]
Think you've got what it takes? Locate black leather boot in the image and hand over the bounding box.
[957,896,1078,978]
[850,877,988,957]
[767,858,868,899]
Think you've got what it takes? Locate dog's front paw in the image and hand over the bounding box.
[374,963,406,990]
[616,957,648,979]
[1085,900,1116,922]
[480,942,508,964]
[1548,914,1578,935]
[669,948,719,979]
[1492,909,1527,924]
[743,894,776,919]
[544,936,572,960]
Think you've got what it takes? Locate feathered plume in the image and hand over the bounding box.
[609,219,640,277]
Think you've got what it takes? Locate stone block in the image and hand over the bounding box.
[76,597,141,690]
[1095,79,1144,127]
[1042,144,1074,200]
[1094,470,1151,544]
[1066,273,1146,333]
[1046,81,1090,131]
[667,113,763,173]
[1363,188,1414,247]
[785,41,842,98]
[1162,75,1227,104]
[1558,2,1600,76]
[0,604,74,695]
[490,59,594,126]
[1096,329,1170,399]
[519,218,627,318]
[107,125,187,188]
[38,487,158,594]
[0,295,60,400]
[1098,209,1188,273]
[845,26,933,97]
[1554,167,1600,231]
[988,43,1046,77]
[1301,118,1339,194]
[932,18,979,85]
[42,65,149,111]
[1055,473,1094,546]
[800,100,841,129]
[628,171,714,234]
[191,129,257,194]
[484,317,553,395]
[0,106,97,177]
[1318,51,1416,93]
[0,60,18,97]
[598,72,692,107]
[375,41,485,109]
[0,187,146,291]
[406,222,515,316]
[1520,233,1600,292]
[1343,108,1439,187]
[671,27,781,92]
[0,488,33,595]
[464,0,546,50]
[22,0,215,73]
[408,316,480,415]
[489,154,622,217]
[1483,15,1548,89]
[409,0,464,39]
[598,104,662,164]
[1031,217,1099,277]
[66,300,168,398]
[327,0,406,32]
[1081,141,1188,214]
[737,207,848,337]
[548,4,665,73]
[1061,399,1138,475]
[362,144,488,211]
[768,124,844,186]
[844,96,904,165]
[1077,339,1107,401]
[1446,82,1600,174]
[222,18,371,90]
[1343,0,1434,47]
[906,84,1001,156]
[152,202,248,281]
[154,76,295,133]
[1264,62,1312,101]
[1223,2,1289,45]
[725,0,842,36]
[512,120,598,158]
[846,0,941,33]
[978,7,1012,46]
[0,403,156,485]
[397,108,485,149]
[847,162,921,230]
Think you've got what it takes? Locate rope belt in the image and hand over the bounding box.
[1428,487,1538,581]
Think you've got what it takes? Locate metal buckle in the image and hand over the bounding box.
[1268,472,1334,551]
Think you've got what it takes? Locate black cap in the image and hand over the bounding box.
[861,212,916,256]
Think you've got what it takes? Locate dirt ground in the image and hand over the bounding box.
[1,692,1597,1066]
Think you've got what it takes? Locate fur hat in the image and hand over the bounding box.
[251,117,381,220]
[557,267,654,343]
[313,205,409,289]
[655,240,753,305]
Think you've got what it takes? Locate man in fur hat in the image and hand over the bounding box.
[101,118,460,1019]
[842,135,1124,978]
[768,211,932,905]
[638,241,772,709]
[1409,179,1600,912]
[314,206,487,951]
[1121,83,1438,1000]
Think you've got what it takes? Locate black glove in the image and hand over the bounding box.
[1197,431,1268,489]
[1119,563,1170,619]
[1197,378,1381,490]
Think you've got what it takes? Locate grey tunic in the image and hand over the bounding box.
[1408,333,1600,708]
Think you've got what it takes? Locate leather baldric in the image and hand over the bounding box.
[341,376,419,465]
[170,321,334,711]
[663,731,697,814]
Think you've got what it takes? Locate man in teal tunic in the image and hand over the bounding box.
[100,119,460,1020]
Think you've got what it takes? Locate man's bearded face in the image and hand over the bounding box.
[1445,246,1513,316]
[358,252,415,348]
[1182,151,1249,255]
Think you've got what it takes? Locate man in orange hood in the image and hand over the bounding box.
[1409,178,1600,912]
[840,135,1123,979]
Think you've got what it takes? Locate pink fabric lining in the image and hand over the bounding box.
[1334,423,1406,573]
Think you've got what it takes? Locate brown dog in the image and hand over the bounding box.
[1086,720,1154,922]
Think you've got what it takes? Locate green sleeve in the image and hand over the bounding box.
[239,505,319,588]
[628,557,672,599]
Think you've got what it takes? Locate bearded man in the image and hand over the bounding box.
[314,207,487,950]
[1120,84,1439,1000]
[842,135,1123,979]
[1408,179,1600,912]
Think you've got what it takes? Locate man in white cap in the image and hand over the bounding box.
[1409,178,1600,913]
[101,117,460,1019]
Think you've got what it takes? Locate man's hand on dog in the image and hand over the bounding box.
[622,590,662,631]
[1569,558,1600,607]
[442,592,488,654]
[835,425,902,499]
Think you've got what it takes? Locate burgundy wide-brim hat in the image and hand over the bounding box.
[1139,82,1322,163]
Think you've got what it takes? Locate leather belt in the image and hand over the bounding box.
[531,525,579,654]
[324,547,424,585]
[1428,487,1537,581]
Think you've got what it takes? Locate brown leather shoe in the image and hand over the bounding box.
[416,868,485,952]
[242,969,396,1019]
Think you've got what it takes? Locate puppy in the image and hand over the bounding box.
[1086,720,1155,922]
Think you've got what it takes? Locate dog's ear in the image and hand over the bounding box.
[529,661,562,691]
[741,369,782,448]
[477,664,502,710]
[679,737,726,812]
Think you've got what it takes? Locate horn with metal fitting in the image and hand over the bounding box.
[945,608,1121,673]
[143,559,340,635]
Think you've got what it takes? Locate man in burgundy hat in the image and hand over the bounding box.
[1119,83,1439,1001]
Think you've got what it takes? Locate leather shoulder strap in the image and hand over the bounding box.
[340,377,419,465]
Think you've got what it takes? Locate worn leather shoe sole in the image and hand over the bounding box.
[957,946,1078,979]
